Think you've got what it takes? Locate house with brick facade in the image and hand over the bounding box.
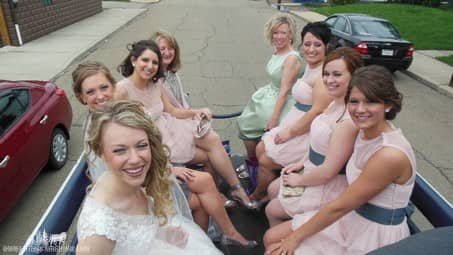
[0,0,102,47]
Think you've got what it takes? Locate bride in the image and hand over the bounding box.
[76,100,222,254]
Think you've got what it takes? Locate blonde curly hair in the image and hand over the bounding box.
[87,100,174,225]
[264,12,297,45]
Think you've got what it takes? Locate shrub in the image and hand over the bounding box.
[328,0,358,5]
[391,0,441,7]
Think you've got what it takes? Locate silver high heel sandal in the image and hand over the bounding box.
[235,163,247,173]
[220,234,258,249]
[224,199,237,209]
[230,183,257,210]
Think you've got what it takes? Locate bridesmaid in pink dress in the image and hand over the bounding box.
[264,65,416,255]
[253,22,333,204]
[264,47,363,227]
[114,40,255,210]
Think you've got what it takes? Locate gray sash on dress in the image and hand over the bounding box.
[355,202,415,225]
[294,102,312,112]
[309,146,325,166]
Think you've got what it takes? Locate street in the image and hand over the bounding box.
[0,0,452,251]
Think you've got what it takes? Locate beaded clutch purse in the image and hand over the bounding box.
[195,115,211,138]
[281,169,305,197]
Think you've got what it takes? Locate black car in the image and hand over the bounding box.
[325,13,414,72]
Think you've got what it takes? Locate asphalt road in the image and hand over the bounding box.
[0,0,452,251]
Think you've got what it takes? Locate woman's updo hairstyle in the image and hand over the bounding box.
[347,65,403,120]
[301,21,331,48]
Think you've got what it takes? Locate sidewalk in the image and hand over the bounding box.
[0,1,149,81]
[289,9,453,98]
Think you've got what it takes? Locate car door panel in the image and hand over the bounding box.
[0,89,32,219]
[29,85,54,172]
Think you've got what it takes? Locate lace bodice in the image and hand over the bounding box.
[77,196,221,254]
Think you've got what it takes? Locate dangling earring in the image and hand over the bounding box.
[385,108,391,113]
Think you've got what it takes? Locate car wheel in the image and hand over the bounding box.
[48,128,68,169]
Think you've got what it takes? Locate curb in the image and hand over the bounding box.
[402,70,453,100]
[287,10,325,23]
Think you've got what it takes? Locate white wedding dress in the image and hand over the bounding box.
[77,195,222,254]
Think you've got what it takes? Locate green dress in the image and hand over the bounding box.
[237,51,303,140]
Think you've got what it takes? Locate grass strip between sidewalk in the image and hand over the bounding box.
[437,55,453,67]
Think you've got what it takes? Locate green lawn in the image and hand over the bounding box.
[437,55,453,66]
[313,3,453,50]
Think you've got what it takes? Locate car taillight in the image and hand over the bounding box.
[405,45,414,57]
[355,42,369,54]
[56,88,66,96]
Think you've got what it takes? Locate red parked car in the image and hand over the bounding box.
[0,80,72,221]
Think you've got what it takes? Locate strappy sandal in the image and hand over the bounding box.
[220,234,258,249]
[235,160,258,194]
[248,198,268,211]
[230,183,257,210]
[235,161,249,173]
[224,199,237,209]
